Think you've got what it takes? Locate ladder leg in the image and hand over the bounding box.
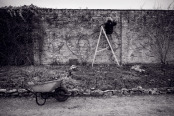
[101,26,120,66]
[92,27,103,67]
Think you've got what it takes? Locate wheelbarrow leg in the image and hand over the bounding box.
[35,93,47,106]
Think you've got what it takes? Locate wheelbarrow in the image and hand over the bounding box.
[27,79,71,106]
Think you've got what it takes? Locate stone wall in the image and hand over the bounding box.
[33,9,174,65]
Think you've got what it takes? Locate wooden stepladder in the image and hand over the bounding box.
[92,26,120,67]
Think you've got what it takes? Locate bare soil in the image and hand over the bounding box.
[1,95,174,116]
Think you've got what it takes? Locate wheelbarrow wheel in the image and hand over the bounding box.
[35,93,46,106]
[55,87,69,102]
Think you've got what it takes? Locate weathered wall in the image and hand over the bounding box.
[33,9,174,65]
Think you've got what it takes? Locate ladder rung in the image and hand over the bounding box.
[96,47,109,53]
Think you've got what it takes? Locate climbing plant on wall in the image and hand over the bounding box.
[124,11,174,65]
[0,5,45,65]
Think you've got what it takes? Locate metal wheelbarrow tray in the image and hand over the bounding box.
[27,79,70,106]
[28,79,62,92]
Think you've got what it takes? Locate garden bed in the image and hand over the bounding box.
[0,64,174,95]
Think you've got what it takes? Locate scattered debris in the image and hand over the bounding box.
[131,65,145,73]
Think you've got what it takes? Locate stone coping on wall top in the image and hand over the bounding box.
[37,8,173,11]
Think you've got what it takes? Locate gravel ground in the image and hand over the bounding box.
[0,95,174,116]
